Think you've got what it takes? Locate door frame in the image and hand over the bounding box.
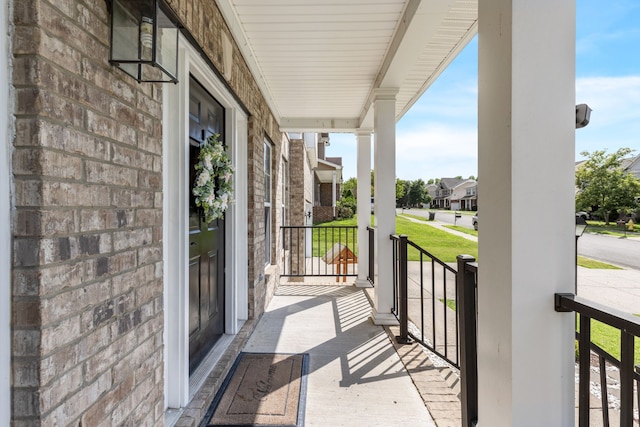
[163,35,248,409]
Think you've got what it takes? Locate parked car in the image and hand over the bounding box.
[576,211,590,220]
[472,212,478,230]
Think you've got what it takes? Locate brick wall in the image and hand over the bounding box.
[12,1,164,425]
[289,138,306,227]
[11,0,285,425]
[319,182,341,207]
[313,206,335,224]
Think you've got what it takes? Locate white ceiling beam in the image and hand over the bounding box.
[279,118,362,133]
[358,0,461,124]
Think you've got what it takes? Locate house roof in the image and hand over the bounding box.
[438,177,465,189]
[316,158,343,184]
[217,0,478,132]
[624,155,640,179]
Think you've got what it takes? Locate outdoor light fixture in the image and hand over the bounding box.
[575,216,588,292]
[109,0,179,83]
[575,216,588,238]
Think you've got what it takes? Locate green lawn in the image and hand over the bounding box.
[311,217,359,257]
[443,225,478,237]
[396,216,477,262]
[584,220,640,238]
[315,215,477,262]
[577,256,622,270]
[439,298,457,311]
[577,314,640,364]
[401,213,433,222]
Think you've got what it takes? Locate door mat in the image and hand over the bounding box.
[202,353,309,427]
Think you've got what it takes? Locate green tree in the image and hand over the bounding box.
[342,177,357,199]
[575,148,640,224]
[407,179,431,207]
[396,179,407,205]
[371,170,375,195]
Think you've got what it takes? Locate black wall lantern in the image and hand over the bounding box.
[109,0,180,83]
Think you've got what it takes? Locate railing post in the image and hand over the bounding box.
[620,330,635,426]
[578,313,590,427]
[395,235,413,344]
[456,254,478,427]
[367,226,375,285]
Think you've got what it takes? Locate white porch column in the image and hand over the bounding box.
[355,130,372,288]
[478,1,576,425]
[372,88,399,325]
[331,170,337,217]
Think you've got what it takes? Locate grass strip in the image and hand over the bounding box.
[577,256,622,270]
[577,313,640,364]
[443,225,478,237]
[439,298,457,311]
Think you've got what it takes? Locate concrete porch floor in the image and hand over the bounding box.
[243,279,461,427]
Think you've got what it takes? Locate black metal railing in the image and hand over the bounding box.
[367,226,375,286]
[555,293,640,427]
[391,235,478,426]
[390,235,461,367]
[281,225,358,277]
[391,233,640,427]
[458,256,478,427]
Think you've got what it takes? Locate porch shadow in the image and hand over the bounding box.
[242,280,455,426]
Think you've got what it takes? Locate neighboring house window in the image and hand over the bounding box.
[264,140,272,266]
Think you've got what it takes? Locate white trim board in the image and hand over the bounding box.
[163,34,248,411]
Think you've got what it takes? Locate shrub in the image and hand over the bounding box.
[336,197,356,219]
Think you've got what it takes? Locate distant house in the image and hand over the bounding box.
[450,180,478,211]
[624,155,640,180]
[308,134,343,223]
[423,183,438,208]
[575,154,640,180]
[432,178,466,209]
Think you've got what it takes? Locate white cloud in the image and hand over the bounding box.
[576,75,640,156]
[576,76,640,124]
[331,76,640,181]
[396,124,477,180]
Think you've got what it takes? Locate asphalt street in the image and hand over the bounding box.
[577,232,640,270]
[401,209,475,229]
[401,208,640,270]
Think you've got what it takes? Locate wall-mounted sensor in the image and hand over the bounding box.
[576,104,592,129]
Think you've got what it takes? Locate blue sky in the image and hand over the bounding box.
[329,0,640,181]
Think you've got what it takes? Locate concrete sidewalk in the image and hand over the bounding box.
[243,283,440,427]
[399,214,477,242]
[578,266,640,315]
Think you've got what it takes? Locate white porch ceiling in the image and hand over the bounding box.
[217,0,477,132]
